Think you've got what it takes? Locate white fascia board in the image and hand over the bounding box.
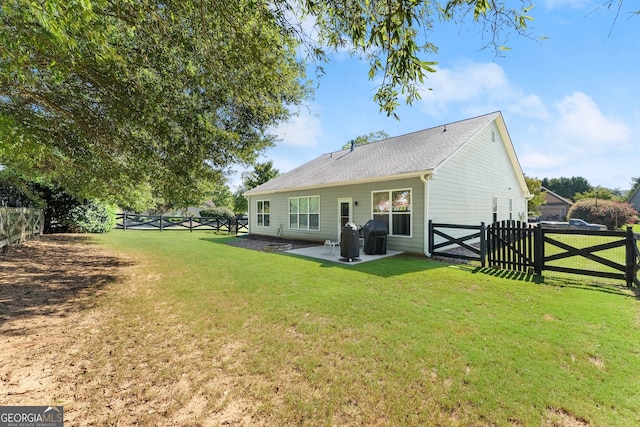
[243,170,433,197]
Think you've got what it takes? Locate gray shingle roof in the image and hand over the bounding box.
[245,112,501,195]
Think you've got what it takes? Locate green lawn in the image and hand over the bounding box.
[542,232,629,278]
[90,231,640,426]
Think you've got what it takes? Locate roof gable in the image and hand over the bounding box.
[246,112,515,195]
[542,187,573,205]
[628,185,640,209]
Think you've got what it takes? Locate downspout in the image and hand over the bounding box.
[420,173,433,256]
[245,195,251,235]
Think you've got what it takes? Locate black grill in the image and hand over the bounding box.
[362,219,388,255]
[340,223,360,261]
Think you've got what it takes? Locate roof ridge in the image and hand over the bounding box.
[319,111,502,157]
[380,111,501,143]
[245,111,504,195]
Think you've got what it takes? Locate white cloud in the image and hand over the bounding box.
[418,61,550,119]
[515,92,633,188]
[552,92,631,149]
[273,106,322,148]
[542,0,592,10]
[520,151,568,170]
[419,61,509,110]
[416,61,635,189]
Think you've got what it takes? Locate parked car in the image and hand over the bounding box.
[539,218,607,231]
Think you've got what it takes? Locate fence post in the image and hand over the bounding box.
[625,226,635,288]
[480,222,486,268]
[428,220,433,256]
[123,212,127,231]
[160,215,163,231]
[534,224,543,276]
[189,216,193,232]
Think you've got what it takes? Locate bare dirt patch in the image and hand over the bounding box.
[0,235,131,412]
[0,235,269,426]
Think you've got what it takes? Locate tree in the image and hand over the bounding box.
[524,175,545,217]
[1,1,308,209]
[574,186,623,203]
[0,0,565,208]
[233,161,280,213]
[289,0,535,117]
[542,177,592,201]
[342,131,390,150]
[211,184,234,211]
[241,161,281,191]
[568,199,637,230]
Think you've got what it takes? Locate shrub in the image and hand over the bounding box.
[199,206,235,218]
[64,200,116,233]
[567,199,637,230]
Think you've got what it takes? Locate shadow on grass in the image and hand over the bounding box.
[201,236,448,278]
[0,234,134,334]
[204,236,640,291]
[452,264,636,298]
[291,253,448,278]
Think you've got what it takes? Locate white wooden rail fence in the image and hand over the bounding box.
[0,207,44,250]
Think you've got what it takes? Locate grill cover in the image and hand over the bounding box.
[340,223,360,261]
[362,219,388,255]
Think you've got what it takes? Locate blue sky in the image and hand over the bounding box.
[233,0,639,193]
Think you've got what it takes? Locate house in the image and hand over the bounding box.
[244,111,531,256]
[538,187,573,221]
[628,186,640,213]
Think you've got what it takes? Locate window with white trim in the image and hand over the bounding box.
[256,200,270,227]
[289,196,320,230]
[372,188,412,236]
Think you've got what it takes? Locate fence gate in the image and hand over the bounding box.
[487,220,539,274]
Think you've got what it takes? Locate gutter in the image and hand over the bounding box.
[244,171,430,197]
[420,173,433,257]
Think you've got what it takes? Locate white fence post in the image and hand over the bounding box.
[0,207,43,250]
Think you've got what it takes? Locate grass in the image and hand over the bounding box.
[87,231,640,426]
[543,232,628,277]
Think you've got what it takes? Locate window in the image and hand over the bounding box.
[289,196,320,230]
[372,189,411,236]
[256,200,270,227]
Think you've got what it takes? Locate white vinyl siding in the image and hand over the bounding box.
[428,121,527,227]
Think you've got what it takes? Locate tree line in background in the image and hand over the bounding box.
[525,175,639,230]
[3,163,638,233]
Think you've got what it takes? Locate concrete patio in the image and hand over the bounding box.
[285,244,403,264]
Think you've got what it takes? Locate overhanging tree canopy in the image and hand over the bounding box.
[5,0,620,208]
[0,0,307,209]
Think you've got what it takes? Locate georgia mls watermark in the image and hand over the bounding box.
[0,406,63,427]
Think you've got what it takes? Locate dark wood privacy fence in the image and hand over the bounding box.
[486,220,539,274]
[115,213,248,234]
[0,207,43,249]
[429,220,640,288]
